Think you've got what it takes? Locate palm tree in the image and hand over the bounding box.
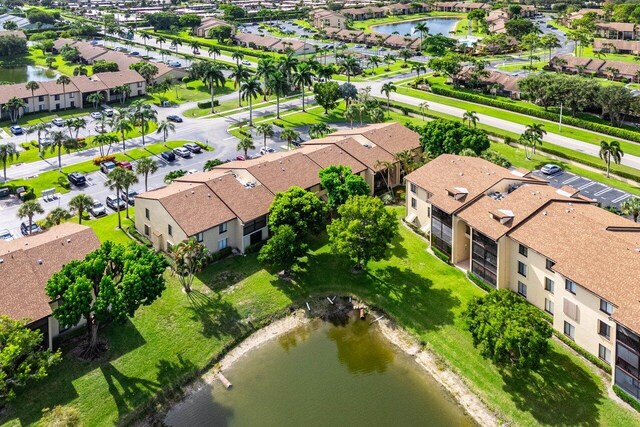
[170,38,182,52]
[317,64,335,82]
[156,119,176,143]
[87,92,104,110]
[240,77,263,126]
[256,123,274,149]
[367,56,381,74]
[293,63,314,112]
[130,101,157,145]
[47,130,71,170]
[599,140,624,178]
[383,54,395,71]
[66,117,86,140]
[30,122,51,150]
[411,63,426,77]
[73,65,88,76]
[267,71,288,119]
[398,48,413,66]
[232,51,244,66]
[25,80,40,98]
[156,35,167,61]
[419,101,429,121]
[172,237,209,293]
[136,157,158,192]
[279,128,300,151]
[44,207,71,227]
[278,52,299,87]
[339,55,358,83]
[0,143,19,181]
[68,193,93,224]
[525,123,546,154]
[208,45,221,60]
[380,82,396,118]
[17,200,44,235]
[374,159,394,195]
[119,169,138,219]
[414,22,429,47]
[621,197,640,222]
[104,168,130,229]
[463,110,479,128]
[189,40,201,54]
[2,97,26,123]
[256,57,277,101]
[237,137,255,158]
[141,32,151,55]
[309,123,331,139]
[201,62,226,114]
[112,108,133,152]
[230,64,250,107]
[56,75,71,109]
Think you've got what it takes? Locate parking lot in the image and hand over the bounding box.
[531,169,638,210]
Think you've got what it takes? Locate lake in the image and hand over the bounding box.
[373,17,460,37]
[0,65,59,84]
[165,316,474,427]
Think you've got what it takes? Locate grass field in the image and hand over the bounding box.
[146,79,236,105]
[1,208,638,427]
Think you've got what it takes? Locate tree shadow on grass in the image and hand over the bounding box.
[186,290,246,339]
[7,318,147,426]
[100,362,160,419]
[501,349,603,426]
[196,255,263,293]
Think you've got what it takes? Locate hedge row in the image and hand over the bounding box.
[429,86,640,143]
[432,247,450,264]
[196,100,220,109]
[467,271,495,293]
[553,329,612,374]
[156,33,272,60]
[613,385,640,412]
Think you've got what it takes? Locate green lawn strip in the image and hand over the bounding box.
[2,209,637,426]
[83,213,137,245]
[146,80,236,105]
[153,30,270,61]
[495,60,547,72]
[581,45,640,64]
[27,49,92,77]
[454,18,486,37]
[395,84,640,157]
[548,20,572,34]
[184,92,301,119]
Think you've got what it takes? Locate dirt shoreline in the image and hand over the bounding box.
[164,302,499,427]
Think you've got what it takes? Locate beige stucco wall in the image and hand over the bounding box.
[135,198,187,252]
[405,180,431,229]
[452,216,470,264]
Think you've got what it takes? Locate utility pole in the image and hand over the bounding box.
[558,102,563,132]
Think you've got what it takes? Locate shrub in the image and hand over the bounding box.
[553,330,612,374]
[209,246,233,262]
[41,405,82,427]
[244,241,265,254]
[467,271,495,293]
[432,247,450,264]
[19,142,31,150]
[92,155,116,166]
[196,99,219,109]
[613,385,640,412]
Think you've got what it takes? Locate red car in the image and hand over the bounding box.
[116,161,133,170]
[235,155,245,161]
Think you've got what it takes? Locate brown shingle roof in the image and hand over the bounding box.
[0,223,100,323]
[298,144,367,174]
[70,75,108,93]
[331,122,421,155]
[94,70,144,88]
[203,173,274,223]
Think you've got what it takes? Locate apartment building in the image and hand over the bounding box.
[596,22,640,41]
[135,122,421,254]
[0,223,101,350]
[551,54,640,81]
[310,9,347,30]
[405,154,640,403]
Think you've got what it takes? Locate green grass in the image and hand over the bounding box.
[183,92,299,119]
[83,213,136,245]
[350,12,464,33]
[582,45,640,64]
[2,209,638,427]
[146,79,236,105]
[454,18,486,37]
[496,60,547,72]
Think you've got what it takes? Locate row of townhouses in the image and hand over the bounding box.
[405,154,640,403]
[550,54,640,81]
[135,123,421,254]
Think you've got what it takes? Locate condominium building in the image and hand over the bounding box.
[405,154,640,403]
[135,122,421,254]
[0,223,101,349]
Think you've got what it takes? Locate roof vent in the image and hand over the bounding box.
[38,259,43,265]
[0,259,3,264]
[191,190,195,194]
[67,239,71,243]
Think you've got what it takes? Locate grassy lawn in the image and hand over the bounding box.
[495,60,547,72]
[454,19,486,37]
[350,12,464,33]
[146,79,235,105]
[582,45,640,64]
[2,208,638,426]
[83,213,136,245]
[183,92,300,119]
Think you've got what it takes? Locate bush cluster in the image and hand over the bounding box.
[92,155,116,166]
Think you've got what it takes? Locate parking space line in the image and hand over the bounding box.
[612,194,632,204]
[562,176,580,184]
[594,188,613,197]
[577,182,595,190]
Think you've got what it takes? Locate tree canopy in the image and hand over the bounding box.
[268,186,327,238]
[464,289,552,371]
[328,195,398,270]
[313,81,341,114]
[418,119,490,156]
[258,225,308,274]
[319,165,370,211]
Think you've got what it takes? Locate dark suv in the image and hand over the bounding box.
[68,172,87,186]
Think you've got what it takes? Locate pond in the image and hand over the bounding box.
[0,65,59,84]
[372,17,460,37]
[165,316,474,427]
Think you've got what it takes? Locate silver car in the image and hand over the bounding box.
[90,200,107,217]
[173,147,191,158]
[541,164,562,175]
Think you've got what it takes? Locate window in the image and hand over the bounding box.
[144,224,150,236]
[38,95,44,102]
[518,244,528,257]
[166,242,173,252]
[564,321,575,340]
[545,298,554,315]
[410,183,417,194]
[517,281,527,297]
[243,216,266,236]
[145,208,150,220]
[544,277,555,294]
[565,279,576,294]
[196,232,204,243]
[69,93,75,98]
[427,206,431,218]
[471,230,498,286]
[54,94,60,101]
[599,344,611,364]
[411,198,417,209]
[546,259,555,271]
[167,224,172,236]
[217,238,228,250]
[219,222,228,234]
[600,299,613,315]
[137,82,143,87]
[599,321,611,339]
[517,261,527,277]
[431,206,452,256]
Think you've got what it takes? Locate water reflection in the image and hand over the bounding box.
[0,65,59,84]
[373,18,460,37]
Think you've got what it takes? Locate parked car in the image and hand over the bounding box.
[52,118,65,127]
[236,155,246,161]
[123,190,137,205]
[100,161,117,174]
[68,172,87,186]
[90,200,106,217]
[41,137,52,146]
[95,124,107,133]
[187,169,199,175]
[106,195,126,210]
[90,111,102,119]
[161,151,176,162]
[541,164,562,175]
[168,60,182,67]
[167,114,183,123]
[0,229,12,240]
[102,107,114,117]
[9,125,23,135]
[20,222,41,236]
[131,51,140,56]
[260,147,275,155]
[116,160,133,170]
[184,142,201,153]
[241,60,251,66]
[355,44,362,48]
[173,147,191,158]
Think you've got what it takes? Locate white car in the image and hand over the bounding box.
[52,118,65,127]
[90,111,102,119]
[0,229,12,241]
[173,147,191,158]
[241,60,251,66]
[260,147,275,155]
[187,169,199,175]
[90,200,107,217]
[102,107,114,117]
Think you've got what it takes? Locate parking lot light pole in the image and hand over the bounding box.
[558,102,563,132]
